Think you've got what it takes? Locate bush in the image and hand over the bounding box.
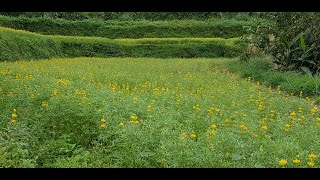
[247,12,320,76]
[0,27,245,61]
[0,16,265,38]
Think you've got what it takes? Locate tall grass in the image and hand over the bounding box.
[0,27,245,61]
[0,16,270,38]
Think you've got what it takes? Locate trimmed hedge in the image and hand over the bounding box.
[0,27,245,61]
[0,16,266,38]
[0,12,258,21]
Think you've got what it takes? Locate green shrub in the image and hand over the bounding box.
[247,12,320,76]
[0,27,244,61]
[0,16,266,38]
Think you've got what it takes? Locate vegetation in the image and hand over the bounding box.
[0,27,244,61]
[246,12,320,76]
[1,57,320,167]
[0,16,269,38]
[0,12,260,21]
[1,12,320,168]
[227,56,320,98]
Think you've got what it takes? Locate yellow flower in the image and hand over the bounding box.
[119,122,124,127]
[240,124,248,131]
[41,101,49,107]
[211,124,217,129]
[11,113,17,118]
[181,132,187,138]
[293,159,301,164]
[147,105,152,109]
[100,124,106,128]
[261,125,268,130]
[101,115,106,123]
[190,133,197,139]
[307,161,315,167]
[311,107,318,113]
[316,117,320,121]
[10,119,17,123]
[278,159,288,166]
[225,119,230,123]
[284,124,291,128]
[308,154,317,159]
[130,120,139,124]
[289,112,296,117]
[130,115,138,121]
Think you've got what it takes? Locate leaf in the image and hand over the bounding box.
[300,66,313,77]
[305,46,315,55]
[288,63,298,70]
[280,37,290,49]
[306,60,316,65]
[300,35,306,52]
[289,32,303,48]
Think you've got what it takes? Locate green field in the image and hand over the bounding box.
[1,13,319,168]
[1,57,320,167]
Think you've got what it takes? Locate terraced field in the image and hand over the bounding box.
[1,16,319,168]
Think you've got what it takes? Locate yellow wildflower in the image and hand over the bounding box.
[289,112,296,117]
[307,161,315,167]
[181,132,187,138]
[311,107,318,113]
[240,124,248,131]
[261,125,268,131]
[190,133,197,139]
[10,119,17,123]
[130,115,138,121]
[41,101,49,107]
[100,115,106,123]
[12,113,17,118]
[119,122,125,127]
[278,159,288,166]
[100,124,106,128]
[293,159,301,164]
[308,154,317,159]
[211,124,217,129]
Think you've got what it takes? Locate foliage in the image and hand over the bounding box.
[247,12,320,76]
[227,56,320,97]
[0,16,267,38]
[0,27,244,61]
[0,12,257,21]
[1,57,320,167]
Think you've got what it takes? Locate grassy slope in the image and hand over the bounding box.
[0,26,244,61]
[0,16,270,38]
[225,57,320,98]
[1,57,319,167]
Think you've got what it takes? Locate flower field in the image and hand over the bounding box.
[1,57,320,167]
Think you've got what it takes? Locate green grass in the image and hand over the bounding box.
[1,57,320,167]
[226,56,320,98]
[0,16,271,38]
[0,26,244,61]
